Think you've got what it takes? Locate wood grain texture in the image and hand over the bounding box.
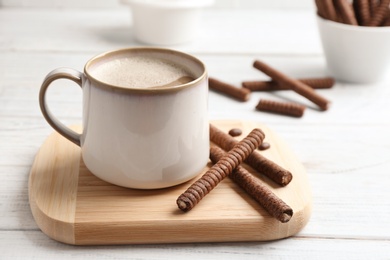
[28,130,81,244]
[28,121,311,245]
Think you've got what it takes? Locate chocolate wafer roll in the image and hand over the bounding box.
[256,99,305,118]
[315,0,340,22]
[369,0,390,26]
[242,81,275,91]
[383,10,390,26]
[369,0,379,17]
[354,0,371,25]
[315,0,328,19]
[252,60,330,110]
[295,77,335,89]
[209,146,293,223]
[242,77,335,91]
[176,128,265,212]
[323,0,339,22]
[209,124,293,186]
[334,0,359,25]
[209,77,251,102]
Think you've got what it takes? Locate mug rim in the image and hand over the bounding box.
[84,47,207,94]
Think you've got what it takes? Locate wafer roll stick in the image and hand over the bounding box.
[334,0,359,25]
[242,81,275,91]
[315,0,328,19]
[209,77,251,102]
[209,146,293,223]
[354,0,371,25]
[242,77,335,91]
[176,128,264,212]
[209,124,293,186]
[252,60,330,110]
[369,0,379,17]
[369,0,390,26]
[316,0,340,22]
[256,99,305,118]
[383,9,390,26]
[323,0,339,22]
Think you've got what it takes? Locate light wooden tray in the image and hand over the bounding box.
[29,120,312,245]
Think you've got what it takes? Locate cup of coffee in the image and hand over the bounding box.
[39,47,209,189]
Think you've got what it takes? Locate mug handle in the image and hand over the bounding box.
[39,68,83,146]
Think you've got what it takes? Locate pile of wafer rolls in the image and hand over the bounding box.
[315,0,390,26]
[176,124,294,223]
[208,60,334,118]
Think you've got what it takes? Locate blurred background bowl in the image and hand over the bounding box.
[317,15,390,83]
[121,0,214,45]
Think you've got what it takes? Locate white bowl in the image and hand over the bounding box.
[317,15,390,83]
[122,0,214,45]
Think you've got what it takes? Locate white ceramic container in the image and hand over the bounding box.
[317,15,390,83]
[122,0,214,45]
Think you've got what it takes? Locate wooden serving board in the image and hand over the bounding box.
[29,120,312,245]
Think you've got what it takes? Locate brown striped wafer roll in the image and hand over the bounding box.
[209,124,293,186]
[242,77,335,91]
[290,77,335,89]
[315,0,328,19]
[383,9,390,26]
[369,0,379,17]
[369,0,390,26]
[354,0,371,25]
[176,128,265,212]
[209,77,251,102]
[242,81,275,91]
[209,146,293,223]
[315,0,341,22]
[369,0,384,17]
[252,60,330,110]
[256,99,305,118]
[323,0,339,22]
[334,0,359,25]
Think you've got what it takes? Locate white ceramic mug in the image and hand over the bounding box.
[317,15,390,83]
[39,47,209,189]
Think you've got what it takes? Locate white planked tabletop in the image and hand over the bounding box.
[1,6,390,259]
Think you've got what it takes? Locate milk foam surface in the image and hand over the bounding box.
[91,56,193,88]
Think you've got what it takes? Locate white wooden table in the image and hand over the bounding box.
[1,6,390,259]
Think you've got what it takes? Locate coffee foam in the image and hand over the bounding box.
[90,56,194,89]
